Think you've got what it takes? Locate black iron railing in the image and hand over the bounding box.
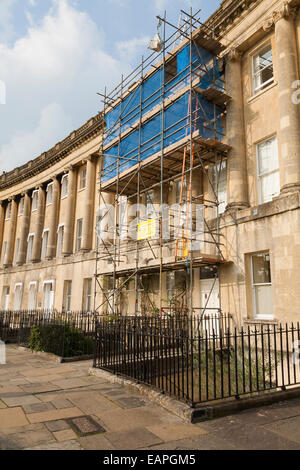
[0,310,96,358]
[94,316,300,407]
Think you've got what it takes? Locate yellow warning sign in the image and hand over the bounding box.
[137,219,156,240]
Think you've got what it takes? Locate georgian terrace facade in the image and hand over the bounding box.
[0,113,103,312]
[0,0,299,325]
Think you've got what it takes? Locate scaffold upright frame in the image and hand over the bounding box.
[94,8,231,318]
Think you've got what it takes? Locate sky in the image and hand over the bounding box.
[0,0,222,173]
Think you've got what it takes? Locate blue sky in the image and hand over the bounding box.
[0,0,221,172]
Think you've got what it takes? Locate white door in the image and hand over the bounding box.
[200,279,220,336]
[2,287,10,311]
[3,294,9,311]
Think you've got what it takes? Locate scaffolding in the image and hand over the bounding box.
[94,9,231,318]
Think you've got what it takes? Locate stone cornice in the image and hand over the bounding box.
[206,0,300,39]
[205,0,262,39]
[0,112,104,192]
[263,1,297,31]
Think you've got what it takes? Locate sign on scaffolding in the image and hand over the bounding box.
[137,219,156,240]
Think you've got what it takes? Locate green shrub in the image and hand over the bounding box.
[29,322,94,357]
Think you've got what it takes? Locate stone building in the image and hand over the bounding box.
[0,0,299,326]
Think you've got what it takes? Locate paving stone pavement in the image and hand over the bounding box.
[0,345,300,450]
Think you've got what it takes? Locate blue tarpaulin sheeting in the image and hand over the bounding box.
[102,43,223,183]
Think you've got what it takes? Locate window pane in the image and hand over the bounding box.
[46,185,53,205]
[14,285,23,311]
[57,226,64,256]
[253,45,273,93]
[14,239,20,265]
[80,166,87,189]
[2,241,7,265]
[28,284,37,310]
[254,285,273,317]
[260,171,280,203]
[32,192,38,211]
[41,232,49,260]
[257,136,280,203]
[252,253,271,284]
[76,219,83,251]
[6,202,11,219]
[62,176,69,198]
[258,137,278,174]
[19,198,24,216]
[27,236,34,262]
[65,281,72,311]
[213,161,227,214]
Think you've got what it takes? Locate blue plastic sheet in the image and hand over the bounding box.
[102,43,224,183]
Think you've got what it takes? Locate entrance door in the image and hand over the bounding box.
[2,287,10,311]
[200,278,220,336]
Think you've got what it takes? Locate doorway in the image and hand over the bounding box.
[200,278,220,336]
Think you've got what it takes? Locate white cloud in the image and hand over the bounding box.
[116,36,150,63]
[0,0,131,172]
[0,103,72,170]
[0,0,17,43]
[154,0,169,11]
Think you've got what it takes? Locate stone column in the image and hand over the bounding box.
[4,197,18,267]
[81,156,96,252]
[62,166,77,256]
[46,177,60,259]
[225,49,249,209]
[0,201,5,256]
[273,5,300,193]
[31,186,46,263]
[17,192,31,266]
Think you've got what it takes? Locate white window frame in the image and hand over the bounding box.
[28,281,38,311]
[5,201,12,221]
[46,182,53,206]
[256,135,280,204]
[252,43,274,95]
[14,238,20,265]
[13,282,23,311]
[56,224,64,257]
[26,233,34,263]
[18,197,25,216]
[213,160,227,215]
[32,190,39,212]
[63,280,72,313]
[83,278,93,312]
[79,165,87,190]
[251,252,273,320]
[61,174,69,199]
[41,229,49,260]
[76,218,83,252]
[1,241,7,265]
